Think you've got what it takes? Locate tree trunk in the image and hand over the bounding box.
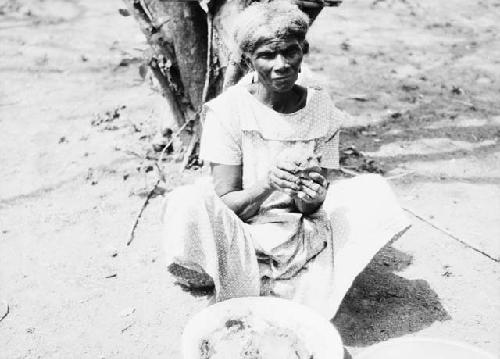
[123,0,248,165]
[124,0,208,125]
[123,0,250,116]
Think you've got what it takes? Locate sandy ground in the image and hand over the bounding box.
[0,0,499,358]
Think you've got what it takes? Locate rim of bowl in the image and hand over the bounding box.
[182,296,344,359]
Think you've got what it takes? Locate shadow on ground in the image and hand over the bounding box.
[166,243,451,348]
[333,245,450,347]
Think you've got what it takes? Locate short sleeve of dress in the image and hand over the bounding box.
[317,100,350,170]
[199,105,242,165]
[318,130,340,169]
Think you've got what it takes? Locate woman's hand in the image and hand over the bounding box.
[296,171,329,204]
[267,161,302,193]
[267,161,329,204]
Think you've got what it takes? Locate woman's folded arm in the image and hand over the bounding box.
[211,163,274,222]
[210,164,340,220]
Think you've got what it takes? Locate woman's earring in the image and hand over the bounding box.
[253,71,259,83]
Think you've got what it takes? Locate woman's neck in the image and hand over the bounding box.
[251,83,306,114]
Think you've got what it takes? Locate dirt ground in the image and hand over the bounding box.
[0,0,499,358]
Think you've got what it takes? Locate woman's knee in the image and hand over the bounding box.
[324,173,394,212]
[355,173,394,198]
[162,180,219,220]
[350,173,385,187]
[340,173,390,195]
[163,184,205,218]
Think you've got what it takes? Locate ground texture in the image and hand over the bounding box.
[0,0,499,358]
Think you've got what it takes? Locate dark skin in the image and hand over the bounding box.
[212,37,334,222]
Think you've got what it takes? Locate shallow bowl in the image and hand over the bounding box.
[182,296,344,359]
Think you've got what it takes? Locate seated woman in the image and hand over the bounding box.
[162,1,410,319]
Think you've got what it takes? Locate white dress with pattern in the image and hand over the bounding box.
[162,84,411,319]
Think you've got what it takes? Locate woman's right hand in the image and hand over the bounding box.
[267,161,302,194]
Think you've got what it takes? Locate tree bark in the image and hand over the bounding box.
[124,0,208,125]
[123,0,248,118]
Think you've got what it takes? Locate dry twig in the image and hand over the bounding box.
[125,112,191,246]
[127,179,161,246]
[0,302,9,323]
[121,321,135,333]
[385,170,416,180]
[339,167,359,177]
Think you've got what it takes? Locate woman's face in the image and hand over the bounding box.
[249,37,304,93]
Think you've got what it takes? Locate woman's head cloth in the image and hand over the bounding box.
[233,1,309,58]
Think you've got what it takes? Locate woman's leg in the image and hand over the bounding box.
[162,178,261,301]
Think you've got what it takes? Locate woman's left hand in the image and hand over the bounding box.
[296,171,329,204]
